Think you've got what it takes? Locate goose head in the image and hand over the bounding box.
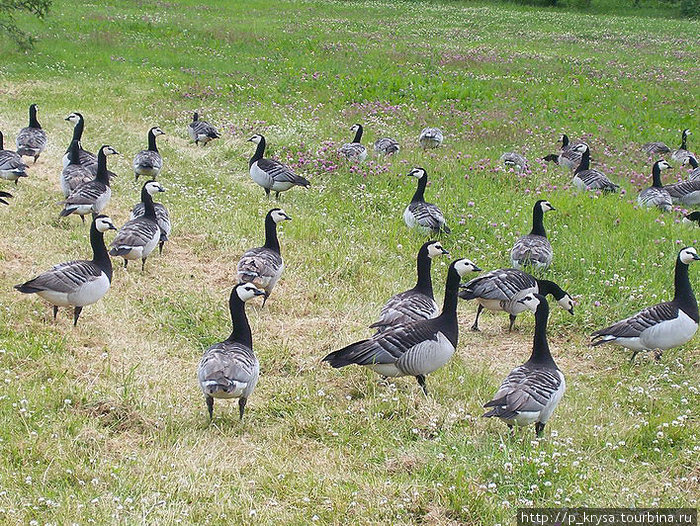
[654,159,672,171]
[100,145,120,156]
[235,282,266,302]
[453,258,482,277]
[682,129,691,139]
[144,180,165,196]
[679,247,700,265]
[683,212,700,225]
[269,208,291,223]
[94,215,117,232]
[517,293,543,313]
[150,126,165,137]
[571,143,589,154]
[426,241,449,259]
[536,200,556,213]
[350,124,362,133]
[556,293,575,315]
[248,134,264,145]
[65,112,83,124]
[407,167,427,179]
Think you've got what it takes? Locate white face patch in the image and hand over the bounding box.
[66,113,79,123]
[541,201,554,212]
[145,181,164,195]
[350,124,359,132]
[427,243,445,258]
[95,216,116,233]
[454,258,480,277]
[558,294,575,313]
[103,146,119,156]
[237,283,263,302]
[152,127,165,136]
[572,143,588,153]
[657,160,672,170]
[249,134,262,144]
[520,294,541,313]
[680,247,699,265]
[271,209,290,223]
[408,168,425,179]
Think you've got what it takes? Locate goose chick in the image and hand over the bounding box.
[591,247,699,362]
[404,167,450,234]
[483,294,565,437]
[419,127,443,149]
[14,215,117,325]
[338,124,368,162]
[374,137,400,156]
[0,131,28,184]
[187,112,221,146]
[248,134,310,199]
[510,200,555,270]
[198,283,266,421]
[638,160,673,212]
[62,112,98,173]
[323,258,478,395]
[133,126,165,182]
[570,143,619,192]
[109,181,163,270]
[460,268,574,331]
[15,104,47,163]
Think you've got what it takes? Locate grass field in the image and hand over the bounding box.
[0,0,698,524]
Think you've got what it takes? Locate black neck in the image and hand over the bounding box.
[141,186,157,219]
[226,291,253,347]
[561,135,569,148]
[90,222,113,282]
[530,203,547,237]
[72,116,84,142]
[148,130,159,152]
[28,106,41,129]
[525,300,556,368]
[575,148,590,172]
[96,148,111,185]
[437,263,462,346]
[193,112,199,121]
[411,173,427,203]
[688,156,698,169]
[413,245,434,297]
[352,125,363,143]
[651,163,664,187]
[680,132,687,150]
[673,256,698,322]
[68,140,81,165]
[263,213,280,253]
[537,279,564,300]
[0,131,4,150]
[249,137,266,167]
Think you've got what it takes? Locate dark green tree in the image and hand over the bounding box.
[0,0,52,50]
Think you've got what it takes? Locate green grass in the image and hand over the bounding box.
[0,0,698,524]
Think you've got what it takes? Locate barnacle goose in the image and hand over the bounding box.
[187,112,221,146]
[374,137,400,156]
[15,104,47,163]
[684,155,700,181]
[510,200,555,270]
[62,112,97,173]
[459,268,574,332]
[133,127,165,182]
[0,191,12,205]
[483,294,565,436]
[198,282,266,421]
[109,181,163,270]
[570,144,619,192]
[671,129,693,164]
[61,139,94,197]
[683,212,700,226]
[591,247,699,362]
[0,131,28,184]
[237,208,291,304]
[638,160,673,212]
[338,124,368,162]
[130,186,171,255]
[557,134,584,171]
[641,138,671,156]
[248,134,310,199]
[500,152,528,173]
[14,215,117,326]
[404,167,450,234]
[323,258,479,395]
[59,145,119,223]
[419,127,443,149]
[370,241,479,333]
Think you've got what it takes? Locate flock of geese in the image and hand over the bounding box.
[2,104,699,435]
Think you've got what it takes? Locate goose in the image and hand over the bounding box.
[684,155,700,181]
[0,191,12,205]
[671,129,693,164]
[404,167,450,234]
[15,104,47,163]
[60,139,94,197]
[187,112,220,146]
[542,154,560,165]
[130,187,171,255]
[510,200,555,270]
[459,268,574,331]
[683,212,700,226]
[665,179,700,206]
[557,134,585,171]
[641,139,671,156]
[338,124,368,162]
[237,208,291,303]
[248,134,311,199]
[109,181,163,270]
[369,241,471,333]
[59,145,119,223]
[483,294,565,437]
[0,131,28,184]
[323,258,479,395]
[14,215,117,325]
[500,152,528,172]
[419,127,443,149]
[638,160,673,212]
[374,137,400,156]
[591,247,699,362]
[197,282,265,420]
[62,112,97,173]
[133,127,165,182]
[570,144,619,192]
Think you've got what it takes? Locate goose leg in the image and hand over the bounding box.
[52,306,59,321]
[134,173,139,183]
[33,155,39,164]
[80,215,85,225]
[158,240,164,255]
[205,395,214,420]
[264,188,270,199]
[73,306,83,327]
[629,350,640,364]
[275,191,280,200]
[508,314,517,332]
[471,304,483,332]
[141,258,147,271]
[416,375,428,395]
[535,422,545,437]
[124,259,128,269]
[238,397,247,420]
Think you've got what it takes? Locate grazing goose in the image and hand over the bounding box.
[109,181,163,270]
[323,258,478,395]
[14,215,117,325]
[133,127,165,182]
[369,241,475,333]
[248,134,311,199]
[15,104,47,163]
[338,124,368,162]
[0,131,28,184]
[459,268,574,331]
[0,191,12,205]
[683,212,700,226]
[570,144,619,192]
[671,129,693,164]
[60,139,94,197]
[638,160,673,212]
[557,134,584,171]
[404,167,450,234]
[187,112,220,146]
[59,145,119,223]
[237,208,291,303]
[374,137,400,156]
[198,282,265,421]
[130,186,171,255]
[510,200,555,270]
[500,152,528,172]
[542,154,560,165]
[684,155,700,181]
[641,138,671,156]
[665,179,700,206]
[419,127,443,149]
[62,112,97,173]
[591,247,700,362]
[483,294,565,436]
